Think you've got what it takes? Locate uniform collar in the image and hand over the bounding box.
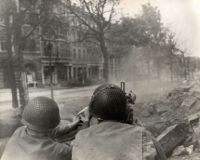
[25,127,51,138]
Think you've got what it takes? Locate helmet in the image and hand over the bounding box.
[89,84,127,122]
[22,96,60,132]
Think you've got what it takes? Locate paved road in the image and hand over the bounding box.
[0,85,97,112]
[0,80,176,112]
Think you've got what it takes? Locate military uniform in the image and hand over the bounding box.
[72,121,164,160]
[1,97,72,160]
[1,126,71,160]
[72,84,166,160]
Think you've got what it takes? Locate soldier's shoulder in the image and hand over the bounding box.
[53,141,72,156]
[53,140,71,150]
[122,123,145,132]
[12,126,26,136]
[74,125,91,138]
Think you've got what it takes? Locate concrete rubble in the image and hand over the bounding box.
[136,82,200,159]
[156,123,190,157]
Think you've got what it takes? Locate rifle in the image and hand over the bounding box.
[120,82,136,104]
[120,82,137,124]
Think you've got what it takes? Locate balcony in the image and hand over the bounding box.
[40,55,71,64]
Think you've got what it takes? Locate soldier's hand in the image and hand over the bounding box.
[72,115,81,124]
[126,90,136,104]
[77,107,90,123]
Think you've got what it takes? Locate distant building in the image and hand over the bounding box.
[0,3,107,88]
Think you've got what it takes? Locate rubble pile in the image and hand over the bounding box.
[136,83,200,159]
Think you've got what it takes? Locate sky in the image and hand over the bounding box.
[118,0,200,57]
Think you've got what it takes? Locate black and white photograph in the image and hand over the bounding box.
[0,0,200,159]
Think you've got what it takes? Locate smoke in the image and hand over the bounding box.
[112,46,178,101]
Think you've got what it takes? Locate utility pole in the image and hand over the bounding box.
[47,42,54,99]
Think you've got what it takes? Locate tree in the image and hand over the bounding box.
[0,0,66,109]
[138,3,169,78]
[12,0,61,108]
[17,0,67,102]
[107,18,136,56]
[164,33,179,81]
[0,0,19,108]
[107,3,183,81]
[65,0,120,81]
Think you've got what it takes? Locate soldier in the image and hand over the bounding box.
[1,96,73,160]
[72,84,167,160]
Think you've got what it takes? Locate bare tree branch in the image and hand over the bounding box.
[23,24,39,39]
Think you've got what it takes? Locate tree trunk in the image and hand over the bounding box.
[156,60,161,79]
[14,11,29,109]
[170,63,173,82]
[49,44,54,100]
[146,59,151,78]
[99,35,109,82]
[169,55,174,82]
[5,14,19,108]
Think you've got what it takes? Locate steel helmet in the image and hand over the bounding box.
[22,96,60,132]
[89,84,127,122]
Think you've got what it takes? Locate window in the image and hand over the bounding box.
[73,48,76,58]
[83,49,86,59]
[0,18,4,23]
[78,49,81,59]
[71,20,74,26]
[44,42,53,56]
[72,31,75,38]
[0,41,7,51]
[24,39,36,51]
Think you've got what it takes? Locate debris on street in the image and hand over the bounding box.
[135,81,200,159]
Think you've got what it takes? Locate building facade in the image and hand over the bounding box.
[0,3,105,88]
[0,2,121,88]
